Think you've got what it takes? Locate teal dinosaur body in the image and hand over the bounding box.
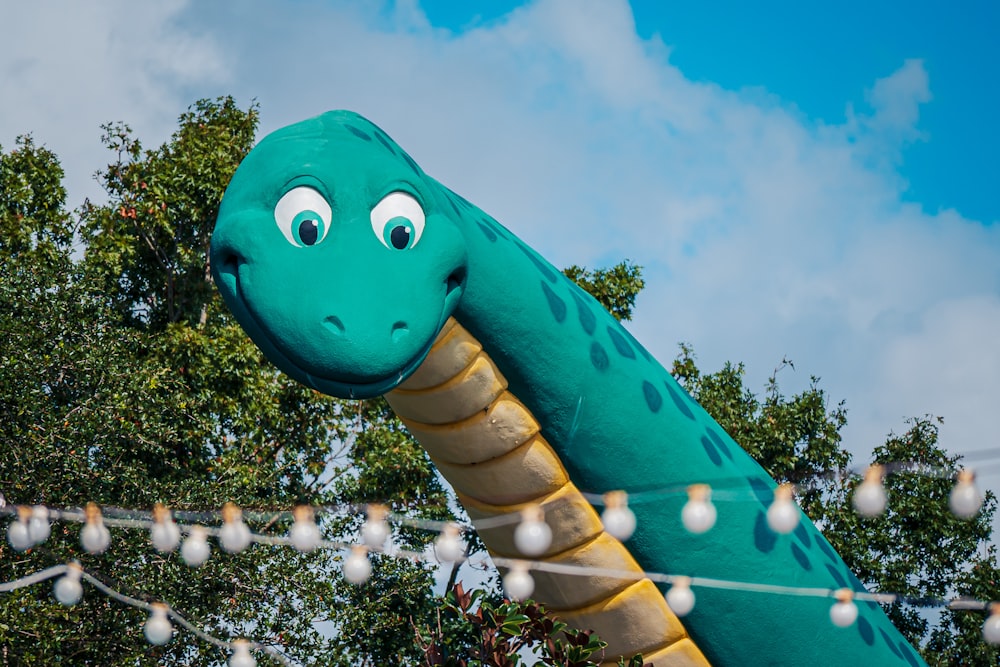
[211,111,926,666]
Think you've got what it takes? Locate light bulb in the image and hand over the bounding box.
[853,465,887,518]
[8,508,32,551]
[766,484,799,534]
[601,491,637,541]
[144,603,173,645]
[81,503,111,554]
[361,504,389,549]
[219,503,252,553]
[289,505,321,552]
[514,505,552,556]
[666,577,695,616]
[54,563,83,606]
[181,525,211,567]
[229,639,257,667]
[681,485,716,534]
[150,503,181,552]
[829,589,858,627]
[949,470,983,519]
[983,604,1000,645]
[343,546,372,584]
[434,523,465,563]
[503,562,534,602]
[28,505,50,545]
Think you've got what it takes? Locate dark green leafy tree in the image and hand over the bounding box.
[1,98,997,666]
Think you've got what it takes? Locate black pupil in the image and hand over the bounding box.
[390,225,411,249]
[299,219,319,245]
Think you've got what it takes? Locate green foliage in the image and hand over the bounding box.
[562,261,644,322]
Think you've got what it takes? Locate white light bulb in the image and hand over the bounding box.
[829,590,858,627]
[28,506,50,545]
[150,504,181,552]
[666,577,695,616]
[766,484,800,534]
[54,564,83,606]
[853,466,887,518]
[681,485,716,534]
[601,491,637,541]
[949,470,983,519]
[219,503,251,553]
[229,639,257,667]
[289,506,321,553]
[361,504,390,549]
[503,563,534,602]
[81,503,111,554]
[181,526,211,567]
[434,523,465,563]
[343,546,372,584]
[144,603,173,646]
[514,505,552,556]
[8,510,32,551]
[983,604,1000,645]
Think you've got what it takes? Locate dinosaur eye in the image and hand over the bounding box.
[274,187,332,247]
[370,192,425,250]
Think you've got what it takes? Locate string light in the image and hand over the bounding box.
[144,602,173,645]
[181,525,211,567]
[80,503,111,554]
[665,576,695,616]
[766,484,799,534]
[219,503,252,553]
[361,504,390,549]
[949,470,983,519]
[434,522,465,562]
[601,491,637,541]
[984,604,1000,645]
[513,505,552,556]
[503,561,534,601]
[289,505,321,553]
[8,507,33,551]
[53,562,83,606]
[681,484,716,534]
[29,505,50,545]
[150,503,181,553]
[852,465,888,518]
[229,639,257,667]
[343,545,372,584]
[829,589,859,628]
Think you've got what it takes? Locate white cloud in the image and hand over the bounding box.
[3,0,997,494]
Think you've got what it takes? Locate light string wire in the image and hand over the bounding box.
[2,455,998,661]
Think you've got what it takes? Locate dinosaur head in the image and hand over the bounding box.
[211,111,468,399]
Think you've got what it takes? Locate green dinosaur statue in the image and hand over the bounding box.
[210,110,926,666]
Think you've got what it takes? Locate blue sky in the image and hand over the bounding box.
[1,0,998,496]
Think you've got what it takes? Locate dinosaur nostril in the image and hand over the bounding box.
[324,316,345,336]
[391,321,409,343]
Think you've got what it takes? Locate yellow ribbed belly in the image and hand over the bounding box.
[386,318,711,667]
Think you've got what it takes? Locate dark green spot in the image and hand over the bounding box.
[541,282,566,322]
[700,435,722,466]
[622,328,653,362]
[793,521,812,548]
[346,125,371,141]
[401,152,421,176]
[817,537,839,563]
[901,642,920,667]
[642,381,662,412]
[570,289,596,335]
[663,381,695,420]
[880,629,903,658]
[373,130,396,155]
[477,222,497,242]
[790,542,812,570]
[446,193,462,216]
[516,243,557,282]
[705,427,733,460]
[857,617,874,646]
[749,477,773,509]
[607,326,636,359]
[590,342,609,371]
[825,564,848,589]
[753,510,777,553]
